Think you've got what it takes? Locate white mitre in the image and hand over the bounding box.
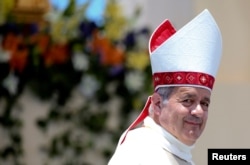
[149,9,222,91]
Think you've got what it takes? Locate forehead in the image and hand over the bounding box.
[173,86,211,98]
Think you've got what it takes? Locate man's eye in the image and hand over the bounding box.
[182,99,193,105]
[183,99,192,103]
[201,102,209,107]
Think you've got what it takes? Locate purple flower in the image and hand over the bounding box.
[79,21,97,38]
[123,31,136,49]
[108,65,125,78]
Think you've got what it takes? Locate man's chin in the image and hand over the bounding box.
[182,131,202,145]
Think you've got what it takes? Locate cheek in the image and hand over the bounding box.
[202,112,208,125]
[158,109,170,125]
[159,107,180,126]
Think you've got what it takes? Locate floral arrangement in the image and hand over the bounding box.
[0,0,152,164]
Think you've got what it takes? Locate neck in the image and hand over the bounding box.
[144,116,194,163]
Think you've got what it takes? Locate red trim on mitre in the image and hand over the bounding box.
[153,72,215,90]
[149,20,176,53]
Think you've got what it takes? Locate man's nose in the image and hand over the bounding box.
[190,104,204,117]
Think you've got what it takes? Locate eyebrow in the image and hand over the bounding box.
[180,93,211,103]
[203,97,211,103]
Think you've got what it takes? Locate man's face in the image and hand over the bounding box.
[158,86,211,146]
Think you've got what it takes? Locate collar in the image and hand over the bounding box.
[144,116,194,164]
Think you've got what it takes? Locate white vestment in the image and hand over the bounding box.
[108,117,195,165]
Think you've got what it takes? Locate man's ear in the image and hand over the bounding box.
[151,92,162,115]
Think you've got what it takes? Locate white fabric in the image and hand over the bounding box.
[108,117,195,165]
[150,9,222,88]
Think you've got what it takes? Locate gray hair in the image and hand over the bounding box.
[148,86,175,115]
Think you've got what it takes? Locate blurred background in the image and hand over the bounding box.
[0,0,250,165]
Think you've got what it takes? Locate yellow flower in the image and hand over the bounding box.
[104,19,127,40]
[126,51,149,70]
[47,3,87,43]
[0,0,15,24]
[50,19,67,43]
[105,0,122,18]
[104,0,127,40]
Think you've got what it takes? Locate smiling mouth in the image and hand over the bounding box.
[185,121,201,126]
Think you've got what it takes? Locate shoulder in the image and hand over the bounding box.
[108,127,165,165]
[119,127,158,147]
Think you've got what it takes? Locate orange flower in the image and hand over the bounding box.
[2,33,22,52]
[90,31,124,66]
[43,43,69,66]
[30,33,50,54]
[9,48,28,72]
[90,30,102,54]
[102,44,124,66]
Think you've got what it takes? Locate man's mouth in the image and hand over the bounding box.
[185,120,201,126]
